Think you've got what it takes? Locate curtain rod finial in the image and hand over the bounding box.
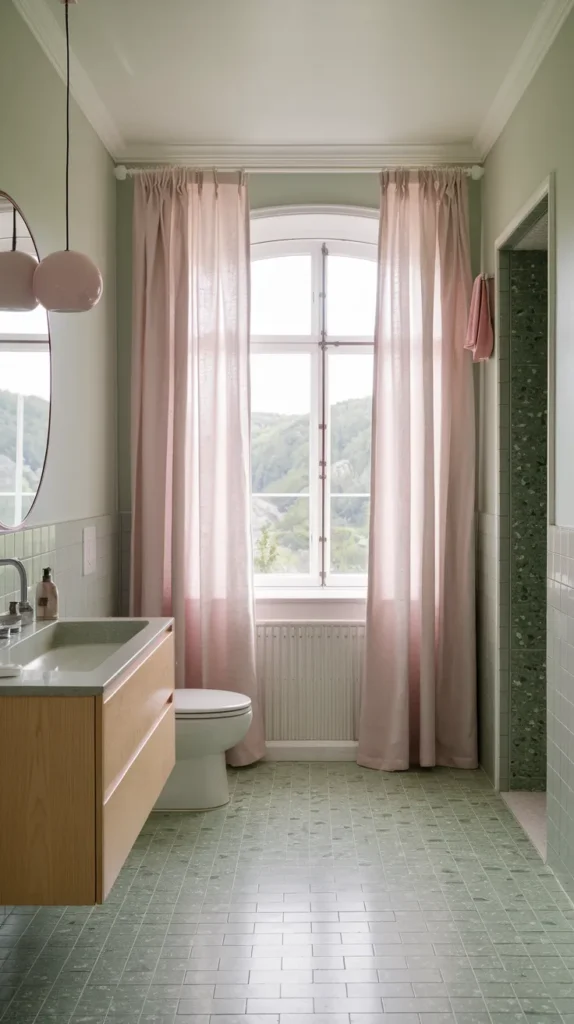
[114,165,128,181]
[470,165,485,180]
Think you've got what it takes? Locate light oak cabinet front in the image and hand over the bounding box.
[0,628,175,906]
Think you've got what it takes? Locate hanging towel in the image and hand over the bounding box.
[464,275,493,361]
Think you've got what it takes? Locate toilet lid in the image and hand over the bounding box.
[173,688,252,717]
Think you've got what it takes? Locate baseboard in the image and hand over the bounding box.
[264,740,358,761]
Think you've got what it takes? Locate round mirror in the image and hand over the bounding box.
[0,193,51,529]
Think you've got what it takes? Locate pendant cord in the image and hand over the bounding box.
[65,0,70,251]
[11,208,17,252]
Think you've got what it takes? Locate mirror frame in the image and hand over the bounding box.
[0,190,52,532]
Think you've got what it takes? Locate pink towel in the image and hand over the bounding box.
[464,275,493,362]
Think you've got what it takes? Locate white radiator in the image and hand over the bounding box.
[256,623,365,742]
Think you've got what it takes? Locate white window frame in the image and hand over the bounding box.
[250,209,378,592]
[0,336,50,525]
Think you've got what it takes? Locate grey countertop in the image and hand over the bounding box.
[0,617,174,696]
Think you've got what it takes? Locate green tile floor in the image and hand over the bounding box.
[1,763,574,1024]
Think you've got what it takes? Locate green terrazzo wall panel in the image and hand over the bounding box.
[509,250,548,790]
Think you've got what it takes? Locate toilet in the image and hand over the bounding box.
[155,688,253,811]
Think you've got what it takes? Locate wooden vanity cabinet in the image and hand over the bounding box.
[0,628,175,906]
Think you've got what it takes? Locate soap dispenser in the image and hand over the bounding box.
[36,567,59,621]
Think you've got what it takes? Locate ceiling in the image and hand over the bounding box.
[15,0,574,164]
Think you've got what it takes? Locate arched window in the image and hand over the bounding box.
[250,209,378,588]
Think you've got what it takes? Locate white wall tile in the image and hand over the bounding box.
[0,514,119,619]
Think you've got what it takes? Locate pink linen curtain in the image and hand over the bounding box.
[358,169,477,771]
[130,168,265,766]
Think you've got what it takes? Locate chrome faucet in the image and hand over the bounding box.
[0,558,34,624]
[0,558,28,604]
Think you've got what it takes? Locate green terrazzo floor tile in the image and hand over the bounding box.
[0,765,572,1022]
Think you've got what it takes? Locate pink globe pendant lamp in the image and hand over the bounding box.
[34,248,103,312]
[33,0,102,313]
[0,207,39,311]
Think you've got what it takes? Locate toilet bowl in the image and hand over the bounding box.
[155,689,252,810]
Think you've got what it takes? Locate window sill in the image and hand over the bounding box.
[255,588,367,622]
[255,588,367,601]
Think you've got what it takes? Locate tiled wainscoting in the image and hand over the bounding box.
[547,524,574,894]
[0,512,119,929]
[0,514,119,619]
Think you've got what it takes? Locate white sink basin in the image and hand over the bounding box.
[0,617,172,695]
[24,643,125,672]
[8,620,147,671]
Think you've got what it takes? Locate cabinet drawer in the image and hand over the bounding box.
[0,696,96,906]
[103,630,174,795]
[101,703,175,900]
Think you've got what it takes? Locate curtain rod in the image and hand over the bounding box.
[114,164,485,181]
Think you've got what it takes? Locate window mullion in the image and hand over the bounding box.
[309,243,323,586]
[309,345,320,585]
[319,242,328,587]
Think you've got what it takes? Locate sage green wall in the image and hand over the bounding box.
[117,173,480,510]
[117,179,134,514]
[481,9,574,526]
[0,4,116,527]
[250,173,380,210]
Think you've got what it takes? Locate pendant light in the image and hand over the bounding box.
[0,207,39,311]
[34,0,103,313]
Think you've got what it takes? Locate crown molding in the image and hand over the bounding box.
[251,204,379,220]
[115,142,479,171]
[474,0,574,160]
[13,0,573,171]
[12,0,124,157]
